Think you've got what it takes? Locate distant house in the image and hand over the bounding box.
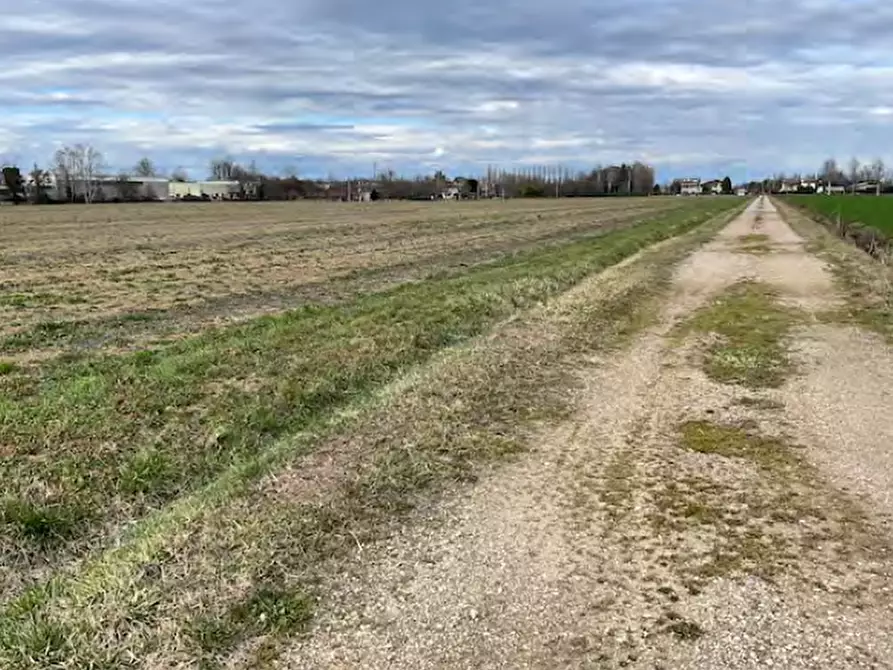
[702,179,723,195]
[854,181,883,195]
[678,178,701,196]
[441,184,462,200]
[779,178,818,194]
[736,187,747,197]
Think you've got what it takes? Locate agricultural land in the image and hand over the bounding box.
[784,193,893,235]
[2,196,893,669]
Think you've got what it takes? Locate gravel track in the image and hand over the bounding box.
[280,198,893,669]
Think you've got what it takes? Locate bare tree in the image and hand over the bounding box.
[53,148,75,202]
[76,144,103,203]
[171,167,189,182]
[820,158,843,186]
[870,159,886,195]
[54,144,104,203]
[849,157,861,194]
[209,157,237,181]
[134,157,157,177]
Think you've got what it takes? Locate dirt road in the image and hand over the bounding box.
[283,198,893,669]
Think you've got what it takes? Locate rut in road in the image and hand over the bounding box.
[283,197,893,669]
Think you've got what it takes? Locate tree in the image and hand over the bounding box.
[652,184,662,195]
[209,157,237,181]
[53,148,75,201]
[28,164,50,204]
[870,159,885,195]
[171,168,189,182]
[721,176,733,195]
[1,166,25,204]
[849,157,861,193]
[820,158,843,186]
[54,144,103,203]
[134,157,157,177]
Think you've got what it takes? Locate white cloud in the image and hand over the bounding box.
[4,0,893,180]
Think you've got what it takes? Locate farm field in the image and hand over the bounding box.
[1,197,691,361]
[784,193,893,235]
[0,196,746,666]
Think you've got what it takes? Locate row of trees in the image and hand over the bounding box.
[481,163,656,198]
[2,142,659,204]
[819,157,887,191]
[751,157,891,196]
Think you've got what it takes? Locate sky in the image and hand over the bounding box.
[3,0,893,183]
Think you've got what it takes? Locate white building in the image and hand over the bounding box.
[678,178,701,196]
[168,180,244,200]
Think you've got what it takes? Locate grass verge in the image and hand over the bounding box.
[676,281,802,388]
[0,203,744,668]
[775,198,893,342]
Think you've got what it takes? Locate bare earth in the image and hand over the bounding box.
[282,198,893,669]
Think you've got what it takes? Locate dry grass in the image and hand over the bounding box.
[654,419,883,590]
[0,198,689,359]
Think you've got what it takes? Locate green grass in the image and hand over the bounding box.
[776,199,893,342]
[0,200,744,668]
[785,194,893,235]
[677,281,801,388]
[679,421,798,474]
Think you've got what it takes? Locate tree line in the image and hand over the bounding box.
[755,157,891,195]
[0,143,658,204]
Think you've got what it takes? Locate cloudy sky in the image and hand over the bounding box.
[3,0,893,182]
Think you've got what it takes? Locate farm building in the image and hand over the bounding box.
[169,180,243,200]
